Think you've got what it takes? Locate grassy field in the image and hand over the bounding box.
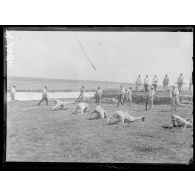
[6,100,193,163]
[7,76,134,92]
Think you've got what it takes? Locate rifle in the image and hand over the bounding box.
[75,36,96,71]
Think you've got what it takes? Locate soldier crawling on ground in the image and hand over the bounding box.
[72,102,91,114]
[89,105,109,119]
[169,114,193,131]
[107,111,145,127]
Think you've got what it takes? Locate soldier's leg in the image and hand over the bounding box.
[146,84,149,92]
[83,106,88,113]
[122,97,124,106]
[178,84,182,93]
[73,105,80,114]
[148,98,151,110]
[171,98,175,112]
[106,114,113,124]
[38,96,44,105]
[45,96,48,105]
[145,96,148,110]
[180,84,183,92]
[122,95,124,106]
[118,95,121,106]
[51,103,59,111]
[133,116,145,121]
[148,97,153,110]
[117,100,119,107]
[95,96,98,104]
[183,120,193,131]
[97,95,100,105]
[80,95,83,103]
[120,116,125,126]
[77,95,81,102]
[99,110,104,118]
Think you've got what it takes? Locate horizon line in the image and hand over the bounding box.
[7,75,131,84]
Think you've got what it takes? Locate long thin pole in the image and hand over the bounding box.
[75,36,96,71]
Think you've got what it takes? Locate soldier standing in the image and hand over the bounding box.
[38,86,48,106]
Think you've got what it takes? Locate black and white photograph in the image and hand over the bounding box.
[4,27,193,167]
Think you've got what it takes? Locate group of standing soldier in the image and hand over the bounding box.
[137,74,159,92]
[78,86,103,105]
[117,85,133,107]
[117,82,155,111]
[135,73,190,93]
[136,74,159,92]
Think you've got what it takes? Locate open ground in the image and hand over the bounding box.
[6,99,193,163]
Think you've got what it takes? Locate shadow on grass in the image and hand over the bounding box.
[133,109,146,112]
[72,112,79,114]
[161,125,173,129]
[88,116,100,120]
[106,121,119,125]
[158,110,171,112]
[51,108,68,112]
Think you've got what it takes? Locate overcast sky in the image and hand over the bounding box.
[7,30,193,84]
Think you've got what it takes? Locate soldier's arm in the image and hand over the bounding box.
[182,122,188,131]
